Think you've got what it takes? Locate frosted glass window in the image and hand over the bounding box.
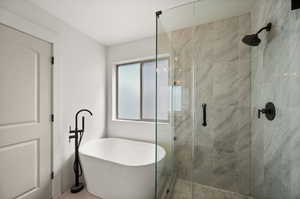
[117,63,141,120]
[142,60,169,121]
[157,59,169,120]
[142,61,156,120]
[173,86,182,112]
[116,59,169,122]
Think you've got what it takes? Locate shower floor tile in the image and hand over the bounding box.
[171,178,252,199]
[59,189,101,199]
[171,179,192,199]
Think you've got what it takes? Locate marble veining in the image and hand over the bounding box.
[251,0,300,198]
[170,14,251,196]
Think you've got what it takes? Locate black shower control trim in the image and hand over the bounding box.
[258,102,276,121]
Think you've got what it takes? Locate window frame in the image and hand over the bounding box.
[115,58,169,123]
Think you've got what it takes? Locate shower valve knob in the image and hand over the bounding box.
[258,102,276,121]
[258,109,266,118]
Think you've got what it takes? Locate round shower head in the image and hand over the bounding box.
[242,34,261,46]
[241,23,272,47]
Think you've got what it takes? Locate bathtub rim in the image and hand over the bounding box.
[79,138,166,168]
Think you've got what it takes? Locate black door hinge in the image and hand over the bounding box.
[51,56,54,65]
[51,171,54,180]
[51,114,54,122]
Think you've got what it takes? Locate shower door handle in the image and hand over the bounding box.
[202,103,207,127]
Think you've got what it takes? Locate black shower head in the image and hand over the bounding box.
[242,34,261,46]
[242,23,272,47]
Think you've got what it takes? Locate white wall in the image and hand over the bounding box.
[107,37,155,141]
[106,37,174,188]
[107,37,171,143]
[0,1,106,198]
[58,28,106,195]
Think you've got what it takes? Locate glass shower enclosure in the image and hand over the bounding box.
[155,1,252,198]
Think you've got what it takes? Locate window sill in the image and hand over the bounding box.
[111,119,169,125]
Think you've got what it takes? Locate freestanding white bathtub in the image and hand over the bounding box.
[79,138,166,199]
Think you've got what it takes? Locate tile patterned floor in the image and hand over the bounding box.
[59,189,101,199]
[171,179,253,199]
[59,179,252,199]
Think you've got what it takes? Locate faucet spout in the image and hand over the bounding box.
[75,109,93,120]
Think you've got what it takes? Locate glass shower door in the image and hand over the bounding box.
[155,13,176,199]
[192,1,252,197]
[156,3,197,198]
[156,1,252,198]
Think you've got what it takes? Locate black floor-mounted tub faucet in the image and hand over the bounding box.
[69,109,93,193]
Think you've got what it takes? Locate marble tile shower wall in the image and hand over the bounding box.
[251,0,300,198]
[171,14,251,196]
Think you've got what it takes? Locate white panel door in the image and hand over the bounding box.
[0,23,52,199]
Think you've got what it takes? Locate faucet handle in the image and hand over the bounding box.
[69,126,76,134]
[258,109,266,118]
[69,135,75,143]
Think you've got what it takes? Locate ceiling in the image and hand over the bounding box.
[28,0,254,46]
